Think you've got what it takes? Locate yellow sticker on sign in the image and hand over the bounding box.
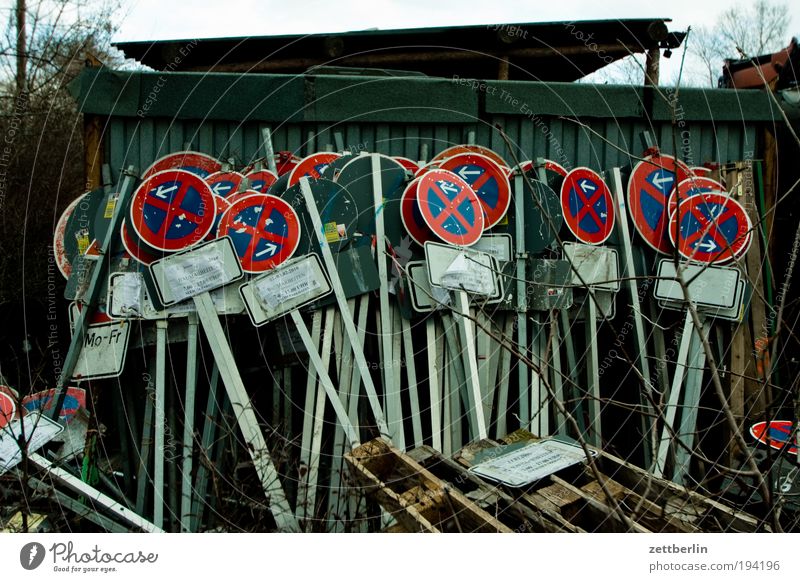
[76,232,90,255]
[324,222,340,243]
[103,196,117,219]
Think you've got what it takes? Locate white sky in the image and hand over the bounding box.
[111,0,798,43]
[108,0,799,83]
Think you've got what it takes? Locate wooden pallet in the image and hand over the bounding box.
[452,431,767,533]
[344,438,512,533]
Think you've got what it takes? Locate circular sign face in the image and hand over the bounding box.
[0,390,15,429]
[335,154,407,245]
[750,420,797,456]
[515,159,568,193]
[53,193,85,279]
[130,170,217,253]
[281,179,359,256]
[431,145,509,170]
[400,178,435,247]
[669,193,752,264]
[288,153,341,187]
[321,154,357,181]
[560,167,615,245]
[217,194,301,273]
[275,151,301,176]
[393,157,421,175]
[142,151,221,180]
[416,169,484,247]
[627,154,692,254]
[690,166,715,178]
[496,172,563,253]
[244,169,278,194]
[208,196,231,241]
[667,176,727,215]
[205,171,245,198]
[120,220,162,266]
[438,153,511,228]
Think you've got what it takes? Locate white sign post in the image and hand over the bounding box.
[150,236,299,532]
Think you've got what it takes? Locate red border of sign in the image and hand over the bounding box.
[216,193,301,273]
[244,169,279,193]
[560,166,615,245]
[288,153,341,187]
[400,178,435,247]
[667,176,727,215]
[668,192,752,264]
[438,153,512,229]
[120,220,160,266]
[142,151,221,180]
[129,169,218,253]
[416,169,484,247]
[626,154,691,254]
[205,171,246,198]
[431,144,509,170]
[750,420,797,455]
[0,390,15,429]
[515,159,568,177]
[52,193,85,279]
[393,156,421,175]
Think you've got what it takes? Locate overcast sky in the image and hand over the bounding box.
[106,0,799,83]
[111,0,798,42]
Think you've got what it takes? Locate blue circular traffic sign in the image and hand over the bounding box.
[417,169,484,247]
[560,167,614,245]
[130,170,217,252]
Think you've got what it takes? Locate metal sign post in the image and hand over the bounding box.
[150,237,299,531]
[371,154,402,449]
[50,167,138,420]
[610,167,657,465]
[299,177,389,437]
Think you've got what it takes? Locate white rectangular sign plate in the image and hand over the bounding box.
[563,242,620,292]
[239,254,331,326]
[406,261,451,313]
[654,260,741,309]
[72,320,130,380]
[473,234,513,263]
[424,241,500,297]
[469,439,595,487]
[149,237,243,306]
[0,413,64,475]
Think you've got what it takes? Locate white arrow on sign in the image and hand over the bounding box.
[256,243,278,257]
[696,239,718,252]
[651,172,673,189]
[438,181,460,195]
[212,183,232,195]
[151,184,179,199]
[457,167,482,180]
[579,179,596,193]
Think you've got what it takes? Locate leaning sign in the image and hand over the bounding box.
[72,320,130,380]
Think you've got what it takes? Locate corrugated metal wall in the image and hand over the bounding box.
[105,115,757,183]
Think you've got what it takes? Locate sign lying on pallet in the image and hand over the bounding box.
[469,438,596,487]
[654,260,741,309]
[0,413,64,475]
[72,320,130,380]
[149,237,243,306]
[424,241,500,297]
[240,254,331,326]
